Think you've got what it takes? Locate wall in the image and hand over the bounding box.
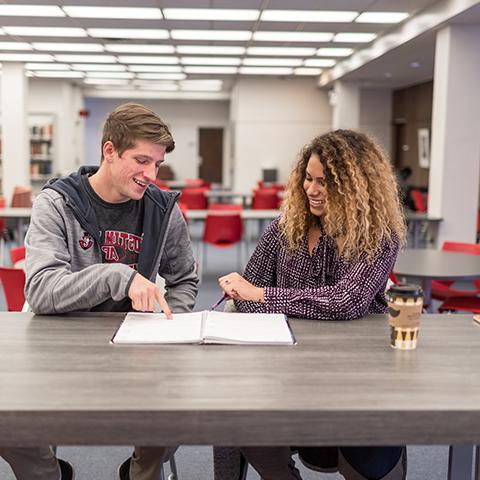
[84,97,230,184]
[230,77,332,192]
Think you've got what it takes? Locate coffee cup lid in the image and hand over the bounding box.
[387,283,423,298]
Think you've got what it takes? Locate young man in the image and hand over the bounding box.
[0,103,198,480]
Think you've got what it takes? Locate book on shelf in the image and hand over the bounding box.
[111,310,296,346]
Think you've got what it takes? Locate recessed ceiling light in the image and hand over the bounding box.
[316,47,353,57]
[355,12,408,23]
[134,81,179,91]
[171,30,251,41]
[0,53,53,61]
[333,33,376,43]
[55,54,117,63]
[176,45,246,55]
[0,42,32,50]
[253,31,333,42]
[4,26,86,37]
[71,64,126,72]
[87,29,169,40]
[261,10,358,22]
[105,44,174,54]
[180,83,222,92]
[26,63,70,70]
[164,8,259,21]
[180,57,241,66]
[304,59,336,67]
[247,47,316,56]
[243,58,302,67]
[32,71,84,78]
[0,5,64,16]
[63,6,162,19]
[181,80,223,86]
[33,42,104,52]
[294,68,322,76]
[183,66,238,74]
[136,73,186,80]
[117,56,179,64]
[128,65,183,73]
[83,78,130,85]
[239,67,293,75]
[86,71,135,79]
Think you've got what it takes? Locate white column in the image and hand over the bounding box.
[429,25,480,244]
[1,63,30,205]
[331,81,360,130]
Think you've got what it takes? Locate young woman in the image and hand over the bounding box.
[218,129,407,480]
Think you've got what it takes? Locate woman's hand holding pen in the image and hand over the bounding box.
[218,272,265,302]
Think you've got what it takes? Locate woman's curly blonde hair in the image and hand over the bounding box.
[279,129,406,261]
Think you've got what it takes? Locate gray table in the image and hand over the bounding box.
[0,207,32,244]
[394,249,480,310]
[0,312,479,479]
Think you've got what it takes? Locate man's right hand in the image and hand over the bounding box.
[128,273,172,319]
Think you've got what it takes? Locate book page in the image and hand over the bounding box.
[112,312,203,344]
[203,311,294,345]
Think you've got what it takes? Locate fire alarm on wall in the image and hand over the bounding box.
[79,109,90,118]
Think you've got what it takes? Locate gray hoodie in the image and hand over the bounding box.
[25,166,198,314]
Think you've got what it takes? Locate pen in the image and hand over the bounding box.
[210,293,229,311]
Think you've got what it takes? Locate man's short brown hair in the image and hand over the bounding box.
[101,103,175,159]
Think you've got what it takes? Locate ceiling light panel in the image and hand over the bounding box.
[243,58,302,67]
[86,72,135,79]
[136,73,186,80]
[0,53,53,61]
[55,54,117,63]
[134,81,179,91]
[294,68,322,76]
[71,64,126,71]
[247,47,315,57]
[117,56,179,64]
[163,8,259,21]
[3,26,86,37]
[180,83,222,92]
[316,48,353,57]
[87,29,169,40]
[239,67,293,75]
[0,42,32,50]
[0,5,64,16]
[261,10,358,22]
[180,57,241,65]
[32,71,84,78]
[176,45,245,55]
[63,6,162,19]
[183,66,238,74]
[355,12,409,23]
[33,43,104,52]
[304,59,336,67]
[105,44,175,54]
[253,31,333,42]
[171,30,251,41]
[333,33,376,42]
[84,78,130,85]
[26,63,71,70]
[128,65,182,72]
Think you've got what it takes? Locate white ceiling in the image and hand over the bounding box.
[0,0,476,94]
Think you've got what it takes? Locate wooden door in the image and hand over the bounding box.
[198,128,223,184]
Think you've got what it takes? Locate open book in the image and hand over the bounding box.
[111,310,295,345]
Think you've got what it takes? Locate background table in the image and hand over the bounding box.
[0,312,479,480]
[394,249,480,309]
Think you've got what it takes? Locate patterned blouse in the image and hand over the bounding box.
[235,217,399,320]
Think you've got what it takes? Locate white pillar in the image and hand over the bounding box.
[429,25,480,244]
[1,63,30,205]
[331,81,360,129]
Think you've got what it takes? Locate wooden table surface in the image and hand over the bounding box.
[1,312,480,447]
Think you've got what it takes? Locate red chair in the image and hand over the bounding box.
[209,203,243,212]
[432,242,480,301]
[438,296,480,314]
[153,179,171,191]
[10,246,26,265]
[198,213,244,279]
[252,188,281,209]
[185,178,209,188]
[410,189,427,212]
[0,266,26,311]
[180,188,208,210]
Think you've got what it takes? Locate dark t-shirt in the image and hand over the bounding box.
[81,175,144,311]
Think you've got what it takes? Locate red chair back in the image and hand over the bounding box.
[410,189,427,212]
[252,189,280,209]
[180,188,208,210]
[208,203,243,212]
[0,267,26,311]
[203,214,243,247]
[185,178,209,188]
[10,246,26,265]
